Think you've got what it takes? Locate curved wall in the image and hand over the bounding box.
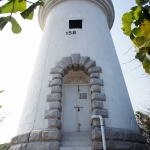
[17,0,139,134]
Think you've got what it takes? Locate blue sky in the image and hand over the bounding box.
[0,0,149,144]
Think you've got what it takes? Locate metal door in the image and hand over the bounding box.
[61,84,91,132]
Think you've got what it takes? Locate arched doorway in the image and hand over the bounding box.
[61,72,92,132]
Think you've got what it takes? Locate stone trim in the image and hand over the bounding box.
[9,128,148,150]
[10,130,60,150]
[92,127,148,150]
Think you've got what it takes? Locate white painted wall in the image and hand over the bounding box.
[17,0,139,134]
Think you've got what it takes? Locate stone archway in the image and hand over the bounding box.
[45,53,107,146]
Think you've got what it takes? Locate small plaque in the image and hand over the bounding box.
[79,93,87,99]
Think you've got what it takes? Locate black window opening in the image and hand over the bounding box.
[69,20,82,29]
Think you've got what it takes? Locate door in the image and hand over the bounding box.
[61,84,91,132]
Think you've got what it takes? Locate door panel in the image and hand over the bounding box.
[61,84,91,132]
[78,85,91,132]
[61,85,78,132]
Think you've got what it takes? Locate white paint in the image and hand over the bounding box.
[61,84,91,132]
[17,0,139,135]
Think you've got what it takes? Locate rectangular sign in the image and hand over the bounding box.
[79,93,87,99]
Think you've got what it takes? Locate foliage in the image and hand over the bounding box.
[136,110,150,146]
[0,143,10,150]
[122,0,150,75]
[0,0,44,34]
[0,90,4,109]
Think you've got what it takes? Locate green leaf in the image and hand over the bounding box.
[135,48,150,63]
[0,16,21,33]
[0,105,2,108]
[122,12,134,23]
[136,0,149,6]
[122,12,134,36]
[141,19,150,40]
[130,34,139,47]
[20,0,44,20]
[10,17,22,33]
[132,27,142,36]
[0,0,26,14]
[0,90,4,94]
[131,6,138,11]
[142,62,150,74]
[135,36,146,47]
[0,18,8,30]
[134,6,142,20]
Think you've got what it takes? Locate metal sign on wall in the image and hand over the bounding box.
[79,93,87,99]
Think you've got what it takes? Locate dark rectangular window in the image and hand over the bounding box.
[69,20,82,29]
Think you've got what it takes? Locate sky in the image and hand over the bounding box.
[0,0,149,144]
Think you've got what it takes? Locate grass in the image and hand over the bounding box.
[0,143,10,150]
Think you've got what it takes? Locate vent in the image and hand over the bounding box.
[69,20,82,29]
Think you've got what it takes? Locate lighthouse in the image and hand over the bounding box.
[9,0,148,150]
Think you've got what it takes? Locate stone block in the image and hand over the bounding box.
[11,136,18,145]
[17,132,30,144]
[49,79,62,87]
[84,60,96,70]
[92,128,102,141]
[49,101,61,110]
[26,142,60,150]
[93,109,108,118]
[79,56,90,70]
[42,128,61,141]
[88,66,102,74]
[90,78,104,86]
[55,61,68,74]
[110,128,124,140]
[48,118,61,129]
[47,93,61,102]
[55,61,67,69]
[91,93,106,101]
[61,57,72,70]
[45,109,60,119]
[51,86,61,93]
[92,101,103,109]
[71,54,80,64]
[133,143,149,150]
[71,54,80,71]
[90,73,99,79]
[50,68,64,75]
[136,133,147,143]
[9,144,22,150]
[92,141,103,150]
[91,85,101,93]
[92,118,100,128]
[21,144,27,150]
[106,141,132,149]
[124,131,136,142]
[104,128,110,140]
[52,74,62,79]
[29,130,42,142]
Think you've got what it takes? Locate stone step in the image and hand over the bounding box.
[62,132,91,137]
[61,141,92,147]
[60,147,92,150]
[62,136,91,142]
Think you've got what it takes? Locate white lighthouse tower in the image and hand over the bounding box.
[9,0,148,150]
